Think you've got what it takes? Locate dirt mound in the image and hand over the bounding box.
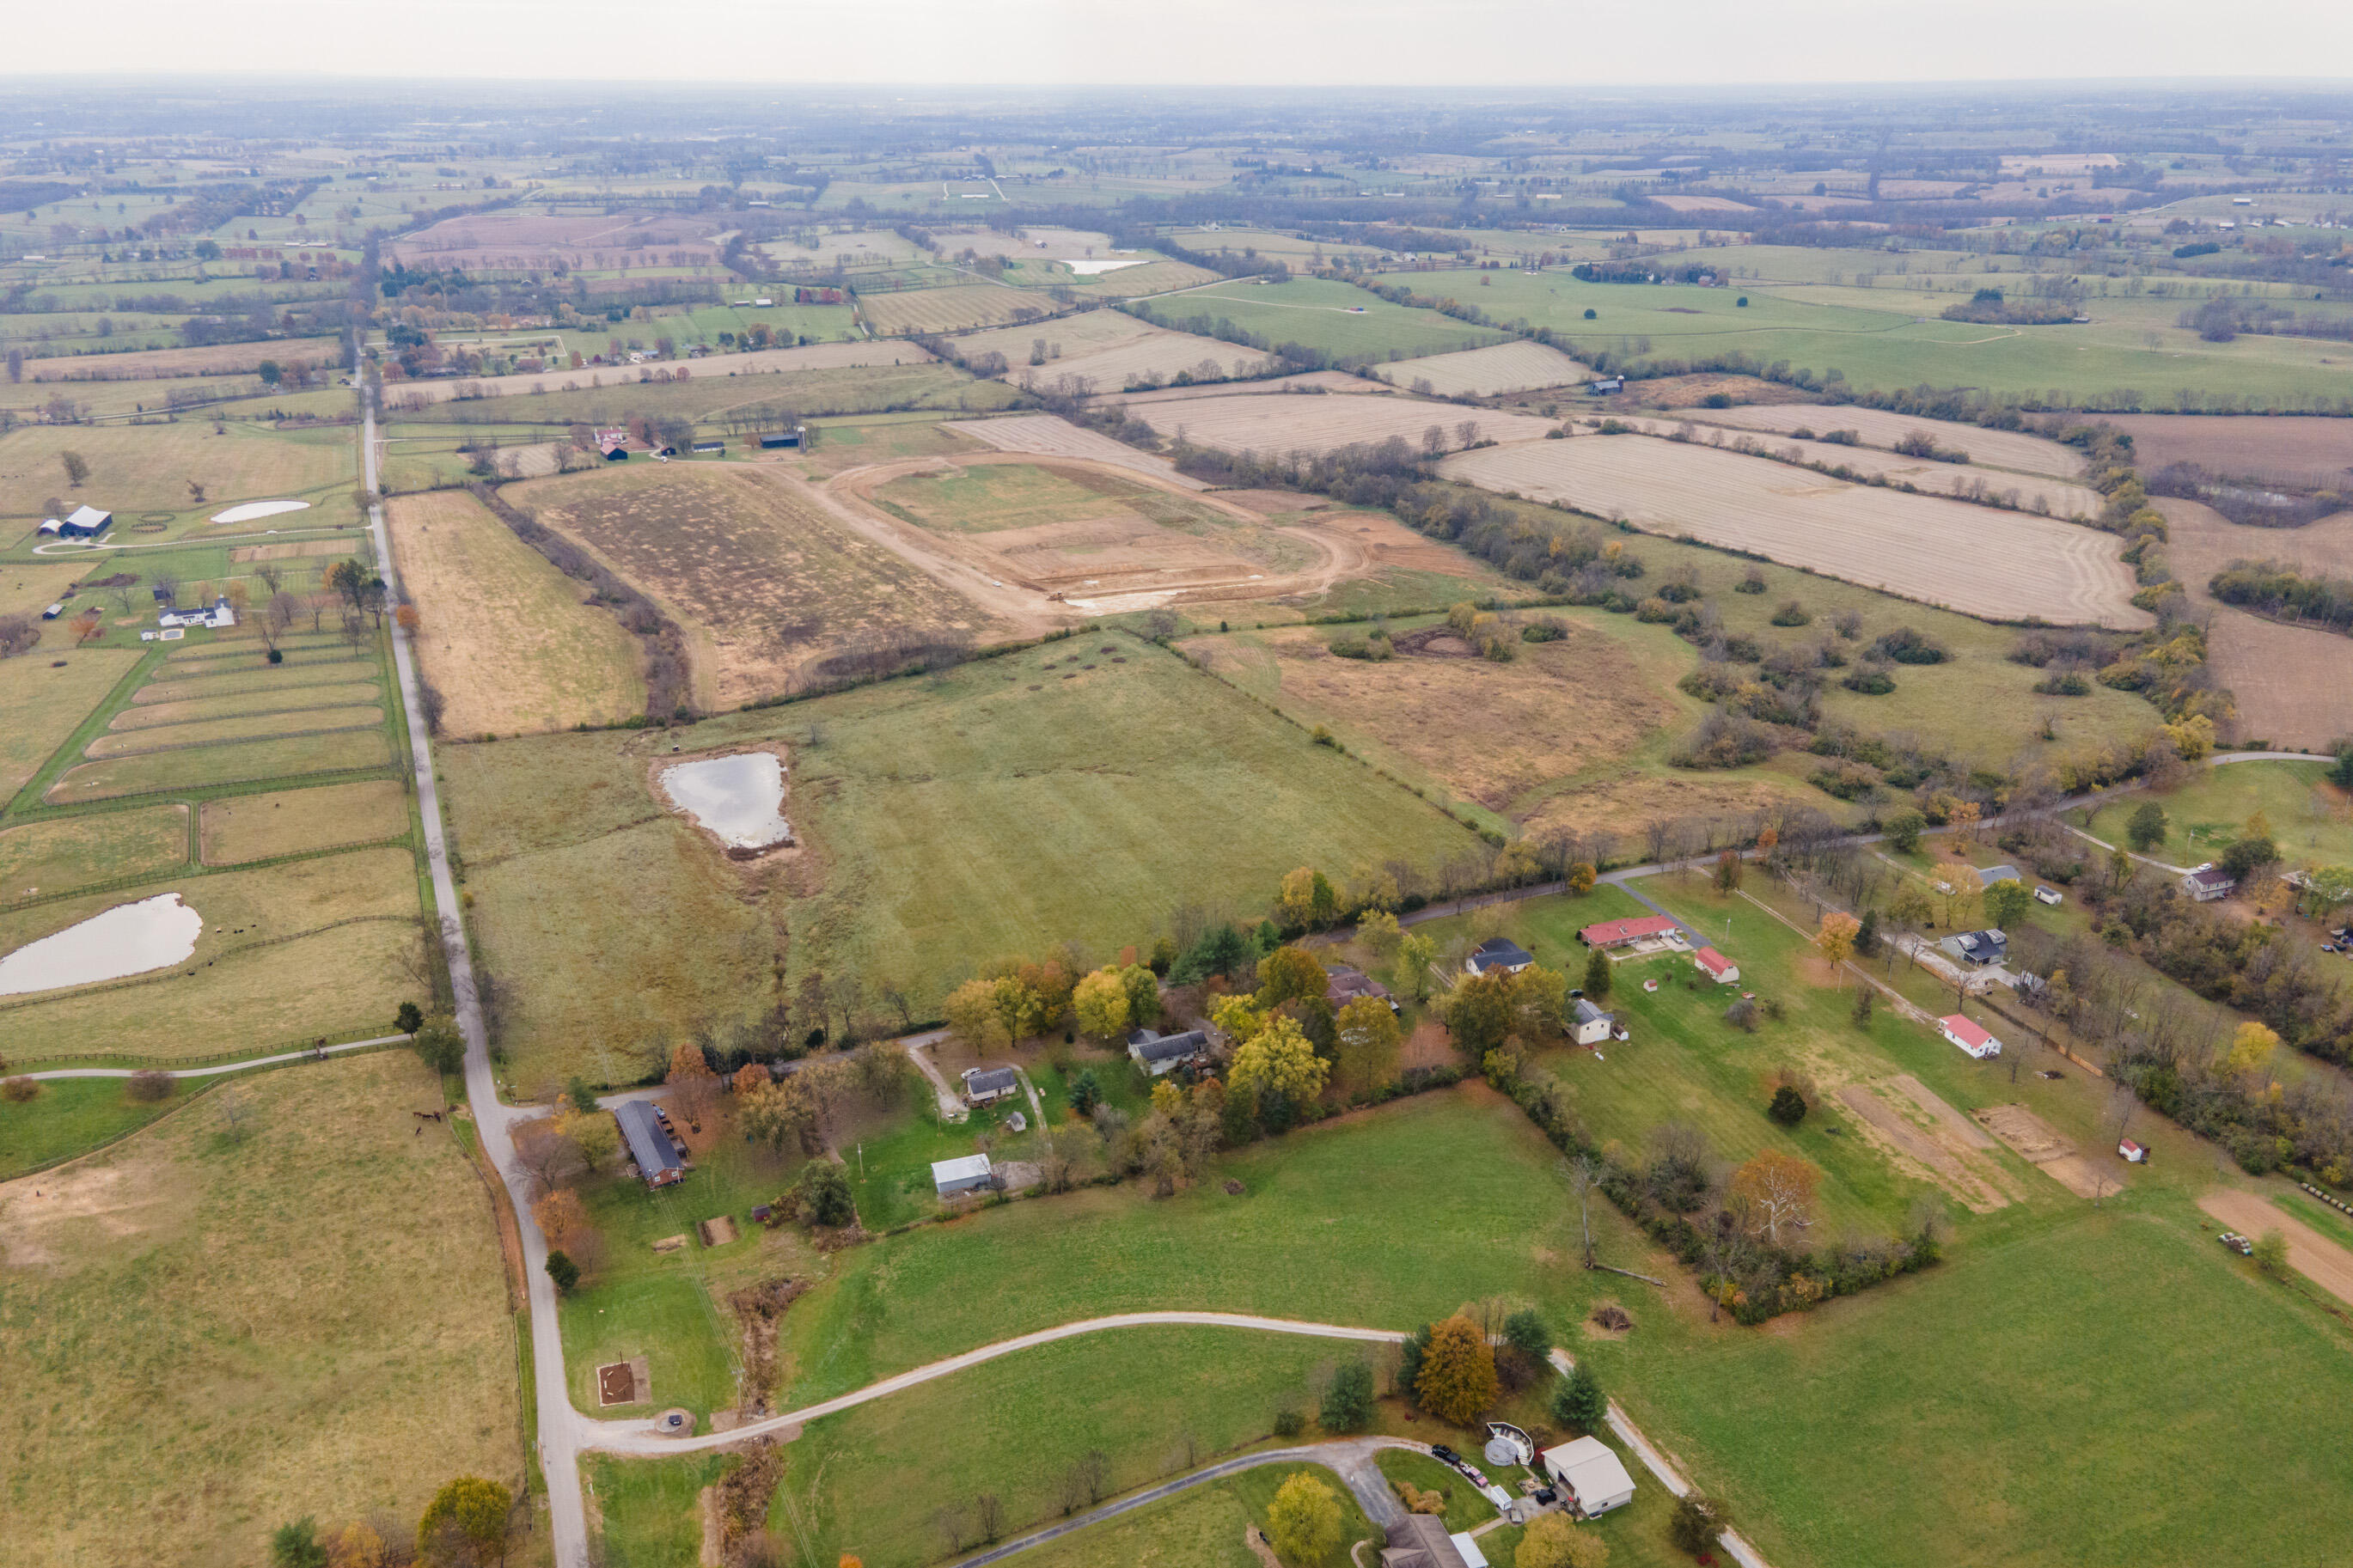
[1390,625,1479,658]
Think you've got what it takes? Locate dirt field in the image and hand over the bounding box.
[1674,404,2089,480]
[1617,418,2103,517]
[1142,394,1556,458]
[199,779,413,864]
[379,340,934,409]
[953,308,1156,363]
[17,337,344,381]
[1440,436,2148,627]
[1374,341,1592,397]
[860,284,1047,336]
[387,488,646,734]
[512,462,1012,706]
[2099,414,2353,487]
[2197,1188,2353,1309]
[835,455,1345,614]
[1974,1102,2110,1199]
[2153,496,2353,748]
[943,414,1208,488]
[1836,1078,2014,1212]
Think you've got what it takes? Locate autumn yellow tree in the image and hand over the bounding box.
[1256,945,1329,1009]
[532,1188,597,1263]
[1227,1013,1329,1105]
[1265,1472,1343,1565]
[1276,866,1321,929]
[1358,908,1403,961]
[1814,911,1861,978]
[1213,992,1268,1045]
[556,1107,619,1173]
[1414,1314,1500,1425]
[943,978,1003,1051]
[1515,1513,1609,1568]
[1072,967,1131,1040]
[1728,1150,1821,1247]
[1333,998,1402,1099]
[2223,1021,2280,1077]
[1567,862,1597,896]
[1948,799,1983,851]
[665,1040,718,1126]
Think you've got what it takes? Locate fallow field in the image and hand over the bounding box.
[1440,434,2148,626]
[943,412,1212,486]
[387,488,646,735]
[2096,413,2353,486]
[860,283,1051,336]
[0,419,355,521]
[1144,393,1555,456]
[1614,417,2103,518]
[1132,276,1507,362]
[2153,496,2353,749]
[1672,404,2090,480]
[379,339,940,409]
[0,1053,520,1568]
[1373,339,1592,397]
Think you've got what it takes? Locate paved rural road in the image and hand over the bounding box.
[579,1312,1408,1456]
[363,400,593,1568]
[21,1033,410,1081]
[950,1435,1425,1567]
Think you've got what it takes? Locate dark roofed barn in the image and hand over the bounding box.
[614,1099,685,1187]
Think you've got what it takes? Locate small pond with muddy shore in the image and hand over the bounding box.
[658,752,792,850]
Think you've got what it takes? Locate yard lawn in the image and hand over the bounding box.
[2081,759,2349,869]
[387,488,645,735]
[581,1452,733,1568]
[0,418,355,517]
[769,1343,1385,1568]
[0,1052,521,1568]
[0,647,141,803]
[1374,1449,1494,1531]
[44,727,393,803]
[199,778,412,863]
[0,847,423,1065]
[0,801,188,900]
[0,1072,198,1181]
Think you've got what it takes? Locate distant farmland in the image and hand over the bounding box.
[1144,393,1555,457]
[1131,277,1507,363]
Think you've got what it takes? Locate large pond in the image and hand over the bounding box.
[0,892,203,996]
[661,753,791,849]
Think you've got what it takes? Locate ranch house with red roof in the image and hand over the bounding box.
[1579,913,1680,949]
[1940,1014,2002,1059]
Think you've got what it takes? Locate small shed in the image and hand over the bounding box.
[1569,998,1613,1046]
[1940,1015,2002,1059]
[932,1152,994,1197]
[1540,1436,1636,1516]
[1694,947,1739,984]
[961,1065,1019,1106]
[614,1099,685,1187]
[2034,885,2063,906]
[1465,937,1534,977]
[2119,1138,2148,1163]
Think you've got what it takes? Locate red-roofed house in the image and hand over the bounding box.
[1694,947,1739,984]
[1940,1015,2002,1059]
[1579,914,1679,949]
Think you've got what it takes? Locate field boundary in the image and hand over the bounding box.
[39,760,400,810]
[79,719,386,762]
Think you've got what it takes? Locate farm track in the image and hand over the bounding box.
[2197,1188,2353,1309]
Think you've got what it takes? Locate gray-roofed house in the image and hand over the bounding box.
[1380,1516,1474,1568]
[1128,1027,1208,1077]
[1941,929,2008,967]
[961,1065,1020,1107]
[932,1152,994,1198]
[1569,998,1615,1046]
[2182,863,2236,902]
[613,1099,685,1187]
[1465,937,1534,977]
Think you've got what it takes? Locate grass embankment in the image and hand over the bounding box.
[442,638,1482,1087]
[0,1053,520,1568]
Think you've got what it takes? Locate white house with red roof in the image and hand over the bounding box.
[1940,1014,2002,1059]
[1579,913,1680,949]
[1694,946,1739,984]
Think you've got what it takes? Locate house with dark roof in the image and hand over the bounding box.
[1465,937,1534,976]
[613,1099,685,1187]
[1941,929,2008,967]
[1325,966,1397,1012]
[961,1065,1020,1106]
[2182,863,2236,902]
[1127,1027,1208,1076]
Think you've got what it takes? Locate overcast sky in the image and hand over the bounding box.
[9,1,2353,86]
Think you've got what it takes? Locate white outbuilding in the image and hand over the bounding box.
[931,1152,994,1197]
[1540,1436,1636,1517]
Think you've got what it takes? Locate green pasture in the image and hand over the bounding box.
[2080,759,2349,869]
[0,1072,199,1180]
[1134,276,1506,362]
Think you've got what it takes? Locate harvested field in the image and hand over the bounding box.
[82,705,382,760]
[199,780,412,864]
[943,414,1207,488]
[1835,1077,2014,1212]
[1648,193,1757,212]
[379,340,934,409]
[1006,327,1280,394]
[0,804,187,901]
[1516,768,1829,843]
[511,462,1011,707]
[0,649,140,802]
[952,307,1158,363]
[1975,1102,2109,1199]
[1673,404,2089,480]
[840,455,1338,613]
[1083,369,1391,406]
[388,489,645,735]
[0,421,354,518]
[1144,394,1555,457]
[15,336,343,381]
[2198,1187,2353,1309]
[45,729,393,804]
[2154,496,2353,748]
[1374,340,1592,397]
[859,284,1045,336]
[1064,259,1223,295]
[2099,414,2353,488]
[1440,436,2148,627]
[1618,418,2102,517]
[0,1052,518,1568]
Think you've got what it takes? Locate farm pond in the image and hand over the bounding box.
[660,753,791,849]
[0,892,203,995]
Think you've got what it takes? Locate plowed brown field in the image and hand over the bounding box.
[1441,436,2146,627]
